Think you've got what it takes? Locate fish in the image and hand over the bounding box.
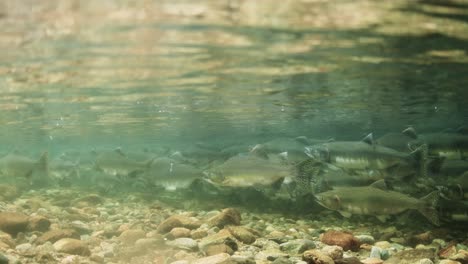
[94,148,153,178]
[375,127,419,153]
[249,137,314,165]
[305,134,427,178]
[295,158,382,196]
[435,159,468,177]
[145,157,204,191]
[409,130,468,160]
[206,153,292,188]
[0,152,48,183]
[314,180,440,225]
[49,154,81,182]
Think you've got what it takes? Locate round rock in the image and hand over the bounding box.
[53,238,90,256]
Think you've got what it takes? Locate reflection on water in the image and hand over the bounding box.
[0,0,467,150]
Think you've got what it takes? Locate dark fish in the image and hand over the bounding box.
[411,132,468,160]
[376,127,419,153]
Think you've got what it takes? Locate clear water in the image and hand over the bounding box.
[1,2,468,263]
[1,0,467,155]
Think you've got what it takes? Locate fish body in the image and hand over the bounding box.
[0,152,48,180]
[315,180,439,225]
[94,149,152,178]
[49,158,80,182]
[415,133,468,160]
[207,154,291,188]
[146,157,203,191]
[438,159,468,177]
[376,132,416,153]
[305,140,422,177]
[295,159,381,195]
[250,137,311,164]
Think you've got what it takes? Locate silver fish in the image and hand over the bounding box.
[94,149,152,178]
[206,154,291,188]
[146,157,204,191]
[0,152,48,181]
[305,134,426,178]
[315,180,440,225]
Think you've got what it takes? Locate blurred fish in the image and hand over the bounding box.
[376,127,418,153]
[250,137,314,164]
[49,155,80,184]
[305,134,427,178]
[146,157,204,191]
[435,159,468,177]
[94,148,153,178]
[0,152,48,182]
[410,130,468,160]
[206,153,292,188]
[295,158,381,195]
[315,180,440,225]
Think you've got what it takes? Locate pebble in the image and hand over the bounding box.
[208,208,242,228]
[438,260,462,264]
[361,258,383,264]
[0,212,29,236]
[226,226,257,244]
[320,230,360,251]
[369,246,389,260]
[37,229,80,244]
[279,239,316,255]
[169,227,191,239]
[191,253,231,264]
[118,229,146,245]
[355,235,375,245]
[166,238,198,251]
[157,215,201,234]
[272,256,293,264]
[15,243,33,255]
[27,216,50,232]
[199,229,238,255]
[0,254,7,264]
[384,248,436,264]
[418,258,434,264]
[321,245,344,260]
[303,249,334,264]
[53,238,91,256]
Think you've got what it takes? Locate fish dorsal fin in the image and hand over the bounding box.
[295,136,311,145]
[362,133,374,145]
[114,148,126,157]
[402,126,418,139]
[370,179,388,190]
[278,151,288,160]
[249,144,269,160]
[339,211,352,218]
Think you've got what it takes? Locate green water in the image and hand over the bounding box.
[1,0,468,227]
[1,0,467,153]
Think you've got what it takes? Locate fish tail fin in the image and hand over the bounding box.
[37,151,49,175]
[409,143,428,177]
[418,190,440,226]
[418,207,440,226]
[145,158,155,168]
[295,158,321,196]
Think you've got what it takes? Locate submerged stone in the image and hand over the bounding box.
[0,212,29,236]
